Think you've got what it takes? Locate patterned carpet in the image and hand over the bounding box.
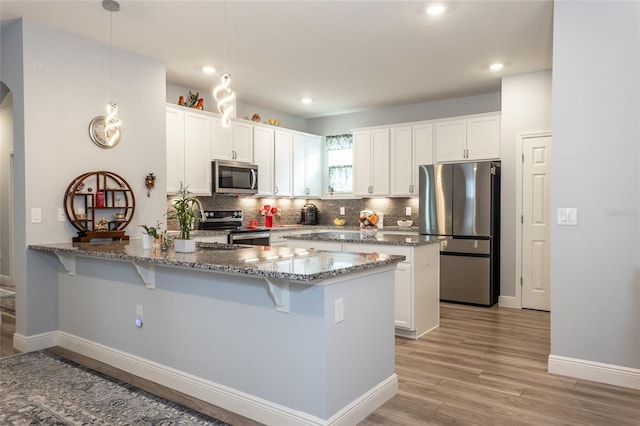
[0,288,15,316]
[0,350,230,425]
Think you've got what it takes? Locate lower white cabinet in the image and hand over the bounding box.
[286,237,440,338]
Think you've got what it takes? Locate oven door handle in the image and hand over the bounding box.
[229,232,271,241]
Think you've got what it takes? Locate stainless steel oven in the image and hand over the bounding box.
[227,229,271,246]
[199,209,271,246]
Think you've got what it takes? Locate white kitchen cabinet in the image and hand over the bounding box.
[286,236,440,339]
[353,128,390,196]
[466,114,500,160]
[435,113,500,163]
[212,118,254,163]
[390,123,433,196]
[293,133,322,197]
[274,130,293,197]
[347,242,440,339]
[166,105,212,195]
[253,125,275,196]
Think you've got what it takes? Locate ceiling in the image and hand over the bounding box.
[0,1,554,119]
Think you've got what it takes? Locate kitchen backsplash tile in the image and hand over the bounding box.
[167,195,419,230]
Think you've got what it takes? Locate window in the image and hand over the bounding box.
[326,134,353,193]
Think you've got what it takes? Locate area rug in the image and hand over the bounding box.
[0,350,230,425]
[0,288,15,316]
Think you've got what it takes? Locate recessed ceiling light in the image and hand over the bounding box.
[489,63,504,71]
[426,4,445,16]
[301,97,313,104]
[202,66,216,74]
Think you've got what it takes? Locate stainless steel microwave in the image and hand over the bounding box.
[212,160,258,194]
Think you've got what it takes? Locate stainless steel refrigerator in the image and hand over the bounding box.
[418,161,500,306]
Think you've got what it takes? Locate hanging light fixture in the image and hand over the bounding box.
[102,0,121,146]
[213,1,235,128]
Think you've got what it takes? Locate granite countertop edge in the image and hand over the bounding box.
[284,232,447,246]
[28,241,405,283]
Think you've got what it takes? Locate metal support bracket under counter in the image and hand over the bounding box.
[53,250,157,289]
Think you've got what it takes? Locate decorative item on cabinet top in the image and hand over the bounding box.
[64,171,135,242]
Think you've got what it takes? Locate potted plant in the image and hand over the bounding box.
[168,182,199,253]
[139,221,162,250]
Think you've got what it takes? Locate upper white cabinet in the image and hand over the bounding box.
[253,125,275,196]
[212,118,254,163]
[434,113,500,163]
[166,105,212,195]
[353,128,390,196]
[293,133,322,197]
[274,129,293,197]
[390,123,433,196]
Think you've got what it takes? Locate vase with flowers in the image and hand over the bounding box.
[359,209,380,237]
[259,204,280,227]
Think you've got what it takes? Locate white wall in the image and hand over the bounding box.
[500,70,552,299]
[1,19,168,336]
[308,92,501,136]
[551,1,639,370]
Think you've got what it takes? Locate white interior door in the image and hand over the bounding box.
[521,135,551,311]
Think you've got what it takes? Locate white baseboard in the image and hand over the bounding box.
[56,332,397,426]
[13,331,58,353]
[548,354,640,390]
[498,295,520,309]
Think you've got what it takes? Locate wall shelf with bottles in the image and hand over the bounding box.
[63,171,136,242]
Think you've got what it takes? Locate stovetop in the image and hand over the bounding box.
[199,209,270,233]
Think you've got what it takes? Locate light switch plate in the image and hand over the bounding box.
[339,207,345,216]
[405,207,412,216]
[31,208,42,224]
[557,208,578,225]
[58,208,66,222]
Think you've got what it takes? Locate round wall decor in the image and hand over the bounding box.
[89,115,121,148]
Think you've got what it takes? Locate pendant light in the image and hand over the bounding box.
[103,0,121,145]
[213,1,235,128]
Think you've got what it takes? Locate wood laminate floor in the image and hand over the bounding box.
[2,303,639,425]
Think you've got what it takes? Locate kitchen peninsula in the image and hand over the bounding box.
[28,240,404,426]
[285,232,445,339]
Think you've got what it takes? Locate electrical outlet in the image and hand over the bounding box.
[335,298,344,323]
[58,208,66,222]
[339,206,345,216]
[135,304,144,328]
[405,206,412,216]
[31,208,42,223]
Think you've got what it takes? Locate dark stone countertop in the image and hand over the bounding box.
[28,239,405,283]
